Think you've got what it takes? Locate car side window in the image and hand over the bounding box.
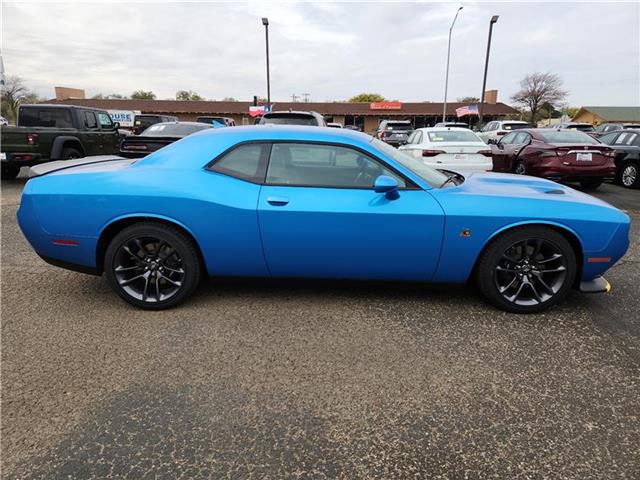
[614,133,630,145]
[97,113,113,129]
[413,131,423,144]
[209,143,269,183]
[598,132,618,145]
[84,111,98,129]
[632,134,640,147]
[406,131,416,144]
[265,143,406,188]
[500,132,517,144]
[623,133,638,146]
[513,132,530,145]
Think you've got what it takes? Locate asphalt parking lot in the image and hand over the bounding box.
[1,171,639,479]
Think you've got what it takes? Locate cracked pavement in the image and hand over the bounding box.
[1,173,639,479]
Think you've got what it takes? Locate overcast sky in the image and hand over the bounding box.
[2,1,639,107]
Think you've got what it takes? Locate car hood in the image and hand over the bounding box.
[448,172,618,210]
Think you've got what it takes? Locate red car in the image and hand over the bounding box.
[491,129,616,190]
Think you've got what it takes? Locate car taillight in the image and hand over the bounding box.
[422,150,446,157]
[379,131,388,139]
[602,149,616,157]
[477,149,493,157]
[27,133,38,145]
[540,151,559,158]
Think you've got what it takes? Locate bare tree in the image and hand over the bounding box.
[1,75,39,122]
[511,72,568,124]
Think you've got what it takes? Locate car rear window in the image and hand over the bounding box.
[134,115,162,128]
[142,123,210,136]
[427,130,481,142]
[261,114,317,126]
[539,131,599,144]
[19,107,74,128]
[385,122,412,131]
[502,123,529,131]
[569,124,595,132]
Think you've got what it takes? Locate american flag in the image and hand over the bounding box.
[456,104,479,117]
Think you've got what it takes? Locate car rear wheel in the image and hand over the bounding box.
[61,147,82,160]
[579,178,603,190]
[1,165,20,179]
[104,222,201,309]
[621,162,639,188]
[476,227,576,313]
[514,161,527,175]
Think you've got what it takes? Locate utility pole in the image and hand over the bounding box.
[478,15,499,128]
[443,6,463,123]
[261,18,271,108]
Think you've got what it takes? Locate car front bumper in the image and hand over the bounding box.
[579,276,611,293]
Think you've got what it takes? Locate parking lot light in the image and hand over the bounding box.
[443,6,463,123]
[262,17,271,108]
[478,15,499,128]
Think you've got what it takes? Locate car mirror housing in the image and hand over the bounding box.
[374,175,400,200]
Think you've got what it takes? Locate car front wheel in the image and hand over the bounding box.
[104,222,202,309]
[476,227,577,313]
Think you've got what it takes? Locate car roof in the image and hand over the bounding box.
[149,121,211,127]
[417,127,477,132]
[498,120,528,124]
[20,104,108,112]
[264,110,318,116]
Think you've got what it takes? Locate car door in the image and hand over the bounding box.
[97,112,120,154]
[491,132,518,171]
[81,111,101,155]
[257,142,445,281]
[399,130,423,158]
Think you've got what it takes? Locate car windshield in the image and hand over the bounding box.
[503,123,529,130]
[427,130,482,142]
[371,138,449,187]
[539,130,599,144]
[568,124,594,132]
[141,123,210,136]
[261,114,317,126]
[385,123,412,131]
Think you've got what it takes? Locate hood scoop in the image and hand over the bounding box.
[544,189,565,195]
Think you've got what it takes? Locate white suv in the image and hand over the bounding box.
[477,120,530,144]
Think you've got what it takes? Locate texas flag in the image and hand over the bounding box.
[249,105,271,117]
[456,104,479,117]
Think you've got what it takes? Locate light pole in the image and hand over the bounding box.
[442,6,463,123]
[261,17,271,109]
[478,15,499,128]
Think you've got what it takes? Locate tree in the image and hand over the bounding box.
[457,96,480,103]
[1,76,40,123]
[92,93,128,100]
[175,90,204,101]
[510,72,568,124]
[348,93,386,103]
[131,90,156,100]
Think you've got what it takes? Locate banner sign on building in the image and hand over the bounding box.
[369,102,402,110]
[107,110,140,127]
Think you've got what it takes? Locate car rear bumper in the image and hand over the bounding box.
[532,163,616,180]
[1,152,45,167]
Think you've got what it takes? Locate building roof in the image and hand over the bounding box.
[49,98,518,117]
[574,106,640,122]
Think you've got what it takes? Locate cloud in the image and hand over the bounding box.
[1,1,638,106]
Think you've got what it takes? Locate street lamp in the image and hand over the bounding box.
[261,17,271,108]
[478,15,499,128]
[442,6,463,123]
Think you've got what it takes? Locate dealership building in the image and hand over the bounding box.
[51,95,519,132]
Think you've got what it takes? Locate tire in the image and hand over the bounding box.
[475,226,577,314]
[621,161,640,189]
[513,160,527,175]
[104,222,202,310]
[1,165,20,179]
[61,147,82,160]
[579,178,603,190]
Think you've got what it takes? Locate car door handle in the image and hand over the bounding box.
[267,196,289,206]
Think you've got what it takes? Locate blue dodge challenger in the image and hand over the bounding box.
[18,126,630,313]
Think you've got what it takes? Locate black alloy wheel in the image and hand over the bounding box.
[105,223,201,309]
[476,227,576,313]
[514,161,527,175]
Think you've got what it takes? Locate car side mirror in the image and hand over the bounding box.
[374,175,400,200]
[113,121,120,130]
